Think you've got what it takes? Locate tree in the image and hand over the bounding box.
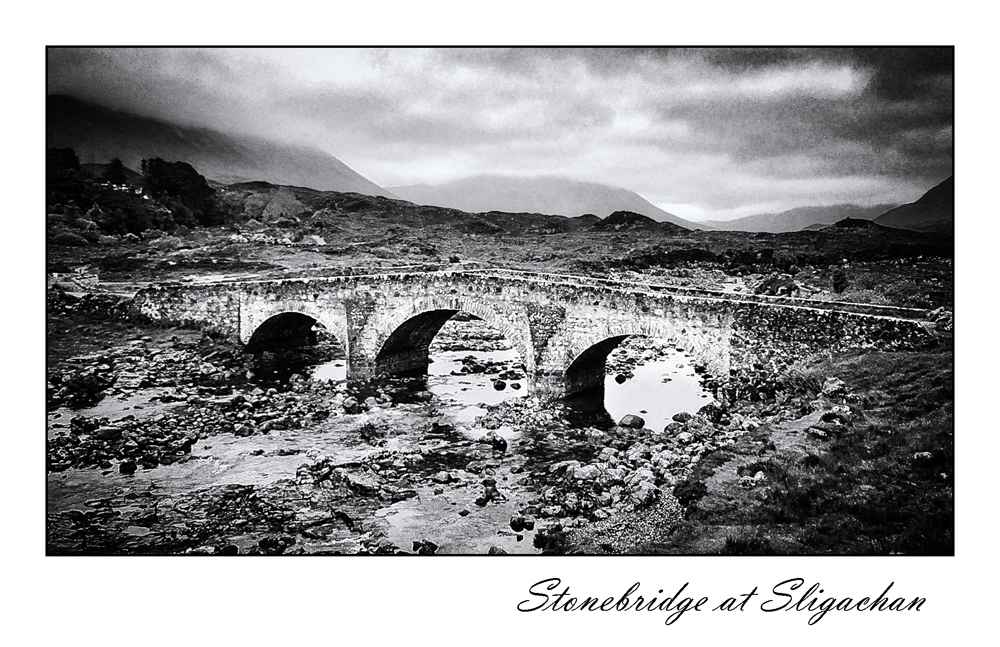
[102,158,129,185]
[47,147,80,175]
[47,147,85,208]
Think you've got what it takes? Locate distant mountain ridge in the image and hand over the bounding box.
[701,203,897,233]
[389,175,702,230]
[46,95,395,199]
[874,177,953,233]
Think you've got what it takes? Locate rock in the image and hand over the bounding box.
[480,478,504,504]
[509,516,527,532]
[625,467,655,487]
[672,411,693,423]
[458,509,471,517]
[431,470,453,484]
[479,430,508,453]
[487,546,508,555]
[338,471,381,495]
[755,273,799,296]
[257,535,295,555]
[118,461,137,475]
[549,460,581,476]
[573,464,601,481]
[820,410,852,426]
[618,414,645,429]
[739,471,766,489]
[696,403,727,424]
[676,432,694,444]
[493,380,507,391]
[821,377,847,397]
[412,540,438,555]
[630,481,659,506]
[808,426,830,439]
[624,443,651,463]
[615,374,628,384]
[663,422,686,434]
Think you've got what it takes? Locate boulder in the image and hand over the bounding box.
[573,464,602,481]
[821,377,847,397]
[431,470,454,484]
[618,414,645,429]
[630,481,660,506]
[412,540,438,555]
[696,403,728,424]
[479,430,508,453]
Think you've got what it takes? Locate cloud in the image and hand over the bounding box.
[46,47,953,220]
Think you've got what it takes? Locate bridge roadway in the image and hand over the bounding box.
[129,267,935,398]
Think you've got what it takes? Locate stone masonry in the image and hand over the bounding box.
[129,268,938,398]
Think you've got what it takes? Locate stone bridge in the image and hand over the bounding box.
[128,268,936,398]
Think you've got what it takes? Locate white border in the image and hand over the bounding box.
[10,6,993,645]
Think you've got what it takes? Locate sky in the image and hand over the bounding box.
[47,47,953,222]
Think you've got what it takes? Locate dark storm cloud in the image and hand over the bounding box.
[46,47,952,220]
[660,90,951,180]
[689,47,953,99]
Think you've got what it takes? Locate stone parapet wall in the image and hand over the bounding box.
[130,269,936,398]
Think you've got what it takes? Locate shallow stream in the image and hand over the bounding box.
[48,318,715,554]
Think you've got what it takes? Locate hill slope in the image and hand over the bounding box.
[46,94,395,199]
[701,204,897,233]
[390,175,701,229]
[874,177,953,233]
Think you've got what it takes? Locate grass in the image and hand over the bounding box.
[720,530,774,555]
[647,344,953,555]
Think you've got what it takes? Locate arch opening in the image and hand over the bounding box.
[247,312,320,352]
[373,309,528,423]
[564,335,715,430]
[375,309,462,376]
[246,312,346,386]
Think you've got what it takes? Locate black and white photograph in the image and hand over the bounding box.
[43,46,955,558]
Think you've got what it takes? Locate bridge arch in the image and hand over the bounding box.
[362,295,534,384]
[548,314,727,397]
[243,306,347,354]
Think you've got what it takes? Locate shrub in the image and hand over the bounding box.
[673,480,708,507]
[721,531,773,555]
[51,230,90,247]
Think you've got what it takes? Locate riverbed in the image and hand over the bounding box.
[47,314,724,555]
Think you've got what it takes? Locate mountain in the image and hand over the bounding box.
[46,94,395,199]
[389,175,702,230]
[700,203,897,233]
[874,177,953,233]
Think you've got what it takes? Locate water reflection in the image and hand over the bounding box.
[565,348,715,429]
[312,360,346,382]
[307,342,714,432]
[426,349,527,425]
